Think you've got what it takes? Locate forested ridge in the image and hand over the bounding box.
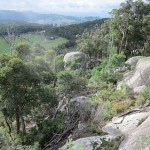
[45,18,107,40]
[0,0,150,150]
[0,21,46,36]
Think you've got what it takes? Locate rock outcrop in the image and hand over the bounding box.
[61,135,118,150]
[119,115,150,150]
[71,135,114,150]
[59,96,96,121]
[63,51,88,70]
[117,56,150,93]
[125,56,144,69]
[102,108,150,150]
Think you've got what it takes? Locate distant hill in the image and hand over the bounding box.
[0,20,45,36]
[45,18,107,40]
[0,10,99,25]
[44,18,107,50]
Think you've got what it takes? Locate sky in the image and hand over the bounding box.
[0,0,126,17]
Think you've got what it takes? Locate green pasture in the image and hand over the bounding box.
[0,33,68,54]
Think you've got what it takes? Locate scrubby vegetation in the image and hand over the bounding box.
[0,0,150,149]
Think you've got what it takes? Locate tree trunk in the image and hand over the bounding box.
[16,106,20,134]
[119,31,125,53]
[21,116,26,134]
[3,116,13,140]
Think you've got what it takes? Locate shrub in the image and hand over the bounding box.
[91,139,117,150]
[102,101,113,120]
[135,95,146,107]
[100,139,118,150]
[65,56,83,70]
[112,99,133,114]
[87,124,103,135]
[20,114,64,148]
[12,142,40,150]
[135,87,150,106]
[90,49,125,85]
[56,70,87,95]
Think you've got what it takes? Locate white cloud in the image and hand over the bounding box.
[0,0,126,16]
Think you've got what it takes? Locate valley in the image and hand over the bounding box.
[0,0,150,150]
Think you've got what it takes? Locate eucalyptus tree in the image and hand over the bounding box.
[0,43,57,134]
[110,0,150,57]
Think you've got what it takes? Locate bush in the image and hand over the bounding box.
[135,84,150,106]
[12,142,40,150]
[90,49,125,85]
[102,101,113,120]
[87,124,103,135]
[20,114,64,148]
[136,95,146,107]
[65,56,83,70]
[56,70,87,95]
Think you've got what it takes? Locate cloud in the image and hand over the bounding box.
[0,0,126,16]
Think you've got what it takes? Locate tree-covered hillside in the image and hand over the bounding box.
[0,20,46,36]
[45,18,107,40]
[44,18,107,50]
[0,0,150,150]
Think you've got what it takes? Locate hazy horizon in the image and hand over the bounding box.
[0,0,126,17]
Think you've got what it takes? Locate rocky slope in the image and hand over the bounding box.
[59,55,150,150]
[117,56,150,93]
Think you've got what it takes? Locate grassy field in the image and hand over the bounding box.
[0,33,68,54]
[0,37,10,54]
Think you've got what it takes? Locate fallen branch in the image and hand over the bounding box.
[42,118,79,150]
[118,109,142,118]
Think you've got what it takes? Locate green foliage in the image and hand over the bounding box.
[77,26,109,61]
[90,50,125,85]
[60,138,84,150]
[135,80,150,106]
[135,88,150,106]
[0,127,11,148]
[136,80,150,106]
[46,18,107,41]
[102,101,113,120]
[102,98,134,120]
[16,43,30,59]
[22,114,64,147]
[139,88,150,100]
[89,82,134,120]
[100,139,117,150]
[111,0,150,57]
[0,37,10,54]
[55,54,65,72]
[45,49,55,61]
[76,0,150,60]
[0,33,68,55]
[65,56,83,70]
[92,139,117,150]
[56,70,87,95]
[0,43,57,135]
[16,142,40,150]
[0,1,149,149]
[136,95,147,107]
[0,20,44,37]
[108,50,126,68]
[87,124,103,135]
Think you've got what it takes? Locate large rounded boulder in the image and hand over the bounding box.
[63,51,88,70]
